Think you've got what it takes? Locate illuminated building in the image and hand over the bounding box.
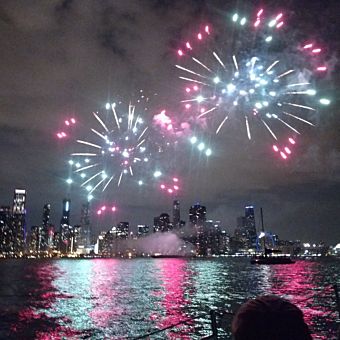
[154,213,172,232]
[60,198,71,253]
[79,202,91,246]
[137,225,149,237]
[189,203,206,226]
[40,203,51,251]
[244,205,257,248]
[0,206,12,254]
[12,189,27,253]
[173,200,180,227]
[233,206,257,250]
[153,216,161,232]
[116,222,129,239]
[189,203,207,255]
[29,225,39,253]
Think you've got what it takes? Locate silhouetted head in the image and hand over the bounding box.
[232,295,312,340]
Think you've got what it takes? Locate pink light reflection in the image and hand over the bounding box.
[153,259,193,338]
[312,48,321,54]
[185,42,192,50]
[269,261,336,339]
[276,21,284,28]
[316,66,327,71]
[197,33,202,40]
[303,43,313,49]
[288,138,296,144]
[205,25,210,34]
[177,49,183,56]
[273,145,279,152]
[280,151,287,159]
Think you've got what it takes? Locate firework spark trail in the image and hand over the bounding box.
[216,115,229,134]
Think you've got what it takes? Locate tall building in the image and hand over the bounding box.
[233,206,257,250]
[173,200,180,227]
[0,206,12,254]
[40,203,51,251]
[189,203,206,226]
[79,202,91,246]
[137,225,149,238]
[12,189,27,253]
[244,205,257,247]
[60,198,71,253]
[116,222,129,239]
[153,213,172,232]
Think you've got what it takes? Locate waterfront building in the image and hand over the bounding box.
[188,203,207,255]
[244,205,257,247]
[40,203,51,252]
[12,189,27,253]
[153,216,161,233]
[153,213,172,232]
[116,222,129,239]
[60,198,71,253]
[137,224,149,238]
[28,225,40,253]
[76,202,93,252]
[233,205,257,250]
[173,200,180,227]
[0,206,13,254]
[189,203,206,226]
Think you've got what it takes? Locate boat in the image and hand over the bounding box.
[250,256,295,264]
[251,208,295,265]
[251,248,295,265]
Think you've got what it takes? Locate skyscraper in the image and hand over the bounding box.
[60,198,71,253]
[12,189,26,253]
[0,206,12,254]
[173,200,180,227]
[245,205,257,247]
[79,202,91,246]
[189,203,206,226]
[40,203,51,251]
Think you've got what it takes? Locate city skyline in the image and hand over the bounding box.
[0,187,337,246]
[0,1,339,244]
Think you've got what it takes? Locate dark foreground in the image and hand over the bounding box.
[0,258,339,339]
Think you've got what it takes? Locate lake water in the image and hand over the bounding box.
[0,258,339,339]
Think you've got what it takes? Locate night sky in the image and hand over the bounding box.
[0,0,339,243]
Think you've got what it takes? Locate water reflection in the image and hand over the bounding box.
[0,258,338,339]
[269,260,338,339]
[153,259,194,339]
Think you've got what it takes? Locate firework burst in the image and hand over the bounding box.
[176,9,331,159]
[66,98,160,198]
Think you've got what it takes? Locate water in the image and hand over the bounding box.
[0,258,339,339]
